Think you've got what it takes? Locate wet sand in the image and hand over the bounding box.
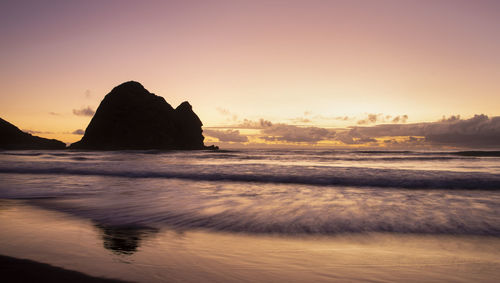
[1,199,500,282]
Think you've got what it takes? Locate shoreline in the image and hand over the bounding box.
[0,254,128,283]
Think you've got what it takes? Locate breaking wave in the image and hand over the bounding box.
[0,164,499,190]
[2,149,500,236]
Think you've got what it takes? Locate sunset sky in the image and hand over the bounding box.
[1,0,499,148]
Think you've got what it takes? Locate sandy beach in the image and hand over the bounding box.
[1,199,499,282]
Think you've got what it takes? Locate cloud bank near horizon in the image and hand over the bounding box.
[204,129,248,142]
[203,114,500,149]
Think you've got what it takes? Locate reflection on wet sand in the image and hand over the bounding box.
[95,224,158,255]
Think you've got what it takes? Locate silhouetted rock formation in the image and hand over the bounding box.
[0,118,66,149]
[70,81,217,150]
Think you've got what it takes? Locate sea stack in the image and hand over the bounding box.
[70,81,215,150]
[0,118,66,149]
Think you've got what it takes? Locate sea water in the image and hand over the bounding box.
[1,149,500,282]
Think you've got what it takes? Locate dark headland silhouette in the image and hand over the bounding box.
[0,118,66,149]
[70,81,217,150]
[1,81,217,150]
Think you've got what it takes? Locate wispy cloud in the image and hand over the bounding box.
[357,113,380,125]
[392,115,408,123]
[84,89,92,99]
[73,106,95,117]
[238,118,274,129]
[72,129,85,135]
[23,129,54,135]
[289,117,312,123]
[204,129,248,142]
[357,113,408,125]
[261,123,335,143]
[311,114,352,121]
[216,107,238,121]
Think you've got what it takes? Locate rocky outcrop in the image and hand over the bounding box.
[0,118,66,149]
[70,81,216,150]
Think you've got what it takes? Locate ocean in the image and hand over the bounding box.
[1,149,500,282]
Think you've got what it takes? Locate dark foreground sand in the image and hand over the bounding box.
[0,255,128,283]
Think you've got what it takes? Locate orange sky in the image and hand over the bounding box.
[1,0,499,146]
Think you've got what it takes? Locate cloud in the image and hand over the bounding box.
[72,129,85,135]
[367,114,378,123]
[289,117,312,123]
[336,116,350,121]
[49,112,61,116]
[441,115,461,122]
[382,136,426,147]
[238,118,273,129]
[261,124,335,143]
[334,132,357,144]
[313,115,352,121]
[358,137,377,143]
[206,114,500,148]
[345,114,500,148]
[424,115,500,147]
[219,118,335,144]
[357,114,408,125]
[216,107,230,116]
[204,129,248,142]
[216,107,238,121]
[357,113,383,125]
[23,130,54,135]
[202,118,273,130]
[334,129,378,144]
[84,89,92,99]
[357,113,380,125]
[392,115,408,123]
[73,106,95,117]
